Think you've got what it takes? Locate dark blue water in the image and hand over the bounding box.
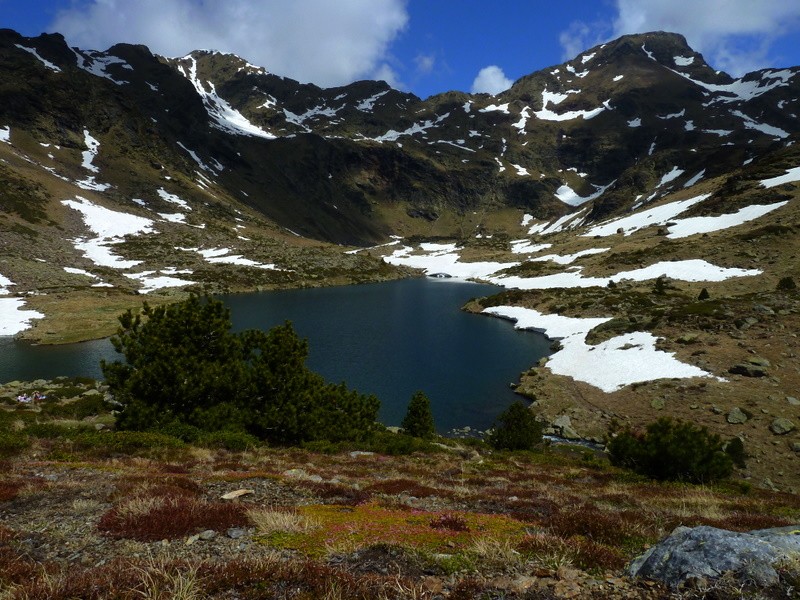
[0,279,550,431]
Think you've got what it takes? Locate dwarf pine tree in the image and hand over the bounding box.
[401,391,435,439]
[487,401,543,451]
[102,296,379,444]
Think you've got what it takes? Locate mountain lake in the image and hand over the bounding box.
[0,278,551,432]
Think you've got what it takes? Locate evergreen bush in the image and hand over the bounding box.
[401,391,435,439]
[607,417,739,483]
[102,295,379,445]
[487,401,542,451]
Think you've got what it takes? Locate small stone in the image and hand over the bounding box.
[770,418,795,435]
[185,534,199,546]
[787,396,800,406]
[651,398,666,410]
[82,388,102,396]
[690,404,699,410]
[221,489,254,500]
[199,529,216,541]
[94,423,106,431]
[790,442,800,453]
[747,357,771,367]
[227,528,246,539]
[727,408,748,424]
[711,405,723,415]
[349,451,375,458]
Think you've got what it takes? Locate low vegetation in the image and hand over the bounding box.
[607,417,742,483]
[0,381,798,598]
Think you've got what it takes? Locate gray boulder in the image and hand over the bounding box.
[551,415,580,440]
[726,407,748,424]
[770,418,796,435]
[628,525,800,588]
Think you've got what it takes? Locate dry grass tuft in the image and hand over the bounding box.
[248,507,320,535]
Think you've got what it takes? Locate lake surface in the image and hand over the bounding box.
[0,279,551,432]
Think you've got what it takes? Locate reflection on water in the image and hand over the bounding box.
[0,279,550,431]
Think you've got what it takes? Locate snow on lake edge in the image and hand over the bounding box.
[484,305,721,392]
[0,298,44,336]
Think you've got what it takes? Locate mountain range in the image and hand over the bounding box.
[1,27,799,489]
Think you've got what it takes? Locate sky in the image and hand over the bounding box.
[3,0,800,99]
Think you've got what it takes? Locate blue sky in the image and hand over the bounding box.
[3,0,800,98]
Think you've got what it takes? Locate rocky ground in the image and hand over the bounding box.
[0,381,799,598]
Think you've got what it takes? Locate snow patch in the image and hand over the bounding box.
[15,44,61,72]
[125,271,196,294]
[760,166,800,188]
[534,89,606,121]
[0,297,44,336]
[356,90,389,111]
[657,167,684,187]
[383,244,518,279]
[480,103,510,114]
[179,55,275,139]
[731,110,789,139]
[61,197,154,269]
[72,48,131,84]
[666,201,789,238]
[484,306,719,392]
[583,195,709,237]
[0,126,9,144]
[490,260,760,290]
[157,188,191,210]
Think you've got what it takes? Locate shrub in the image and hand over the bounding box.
[777,276,797,291]
[698,287,710,300]
[401,391,435,439]
[0,432,29,458]
[102,295,379,445]
[607,417,736,483]
[40,395,110,419]
[98,495,248,541]
[429,513,469,532]
[197,430,260,452]
[487,401,542,451]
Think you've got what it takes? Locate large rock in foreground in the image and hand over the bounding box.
[628,525,800,588]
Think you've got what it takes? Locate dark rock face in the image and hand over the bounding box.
[628,525,800,588]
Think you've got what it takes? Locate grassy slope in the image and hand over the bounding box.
[1,384,799,599]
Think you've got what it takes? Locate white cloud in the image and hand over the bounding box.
[559,21,607,61]
[470,65,513,95]
[372,62,403,89]
[50,0,409,88]
[559,0,800,76]
[414,53,435,74]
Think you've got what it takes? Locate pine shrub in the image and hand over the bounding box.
[607,417,738,483]
[487,401,542,451]
[401,391,435,438]
[102,295,379,445]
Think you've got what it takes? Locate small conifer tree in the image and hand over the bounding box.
[401,391,435,439]
[487,400,542,451]
[698,287,710,300]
